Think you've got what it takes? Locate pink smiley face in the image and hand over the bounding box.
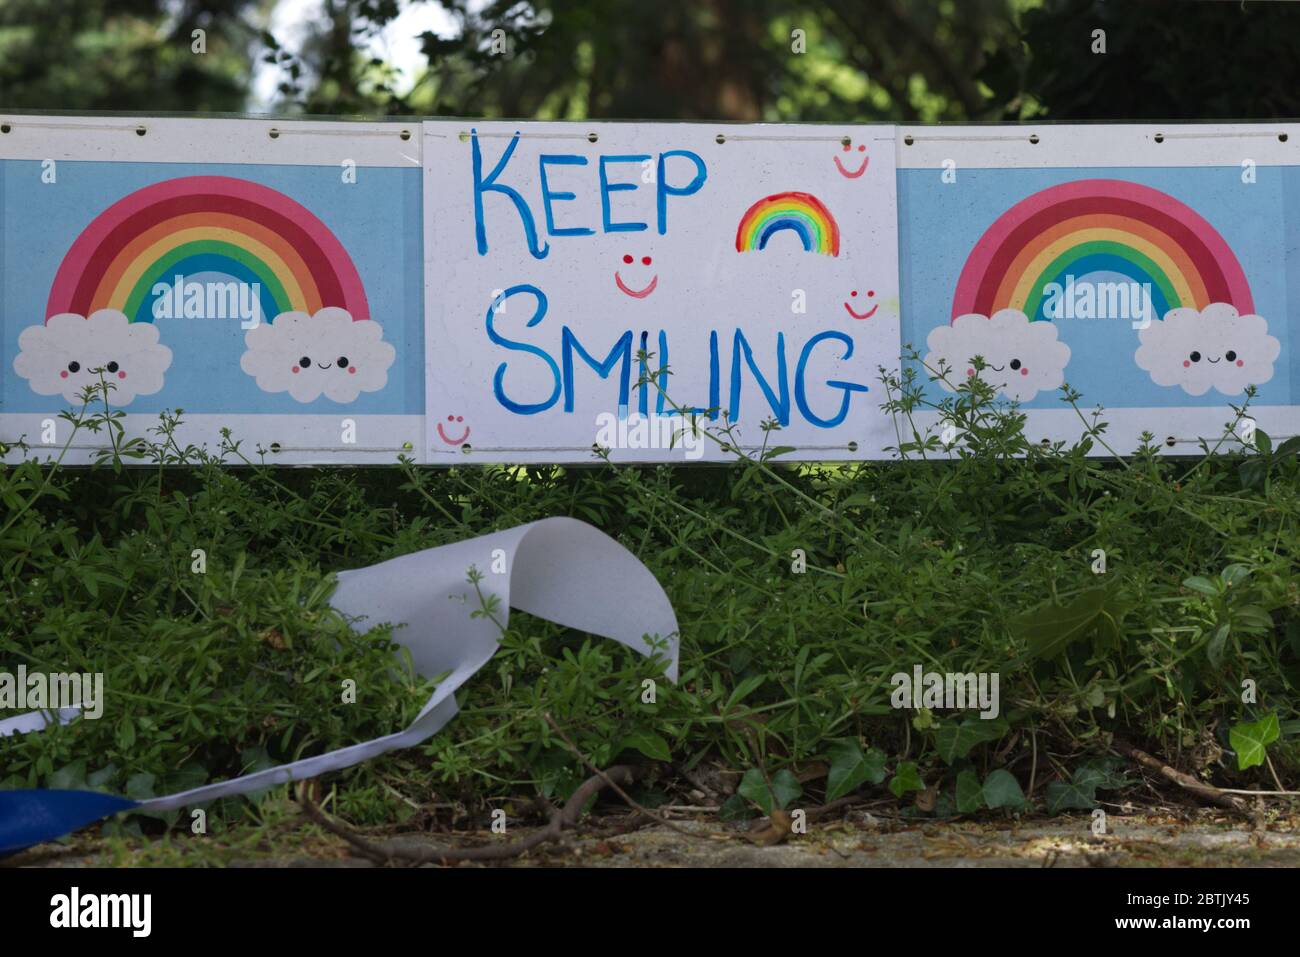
[843,288,877,320]
[615,254,658,299]
[834,143,869,179]
[436,414,470,446]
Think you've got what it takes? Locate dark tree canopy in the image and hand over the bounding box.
[1,0,1298,121]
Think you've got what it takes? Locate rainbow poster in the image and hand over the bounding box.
[899,123,1298,452]
[5,118,1300,463]
[1,116,423,464]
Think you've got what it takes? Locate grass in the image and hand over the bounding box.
[1,357,1298,843]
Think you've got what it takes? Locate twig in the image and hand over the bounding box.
[543,712,705,839]
[298,768,639,866]
[1112,740,1251,816]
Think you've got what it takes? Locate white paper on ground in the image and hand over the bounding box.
[0,517,679,811]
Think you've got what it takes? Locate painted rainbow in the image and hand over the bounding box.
[951,179,1252,322]
[735,191,840,256]
[46,175,369,324]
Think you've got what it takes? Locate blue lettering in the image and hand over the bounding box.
[730,330,790,426]
[656,150,707,235]
[485,284,561,414]
[600,154,651,233]
[472,130,549,259]
[562,326,634,414]
[795,331,868,428]
[538,154,595,237]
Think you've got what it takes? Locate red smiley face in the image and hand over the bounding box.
[436,414,470,446]
[834,143,869,179]
[615,254,658,298]
[843,288,877,320]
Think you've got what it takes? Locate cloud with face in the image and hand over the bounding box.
[13,309,172,405]
[1135,303,1280,397]
[924,309,1071,402]
[241,307,395,403]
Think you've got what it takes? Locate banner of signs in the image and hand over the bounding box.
[1,116,1296,463]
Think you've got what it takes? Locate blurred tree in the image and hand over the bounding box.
[0,0,259,112]
[403,0,1026,121]
[4,0,1299,123]
[990,0,1300,120]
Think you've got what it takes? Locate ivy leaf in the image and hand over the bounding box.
[719,793,754,822]
[888,761,925,798]
[49,760,88,791]
[982,769,1026,810]
[1230,713,1280,770]
[125,772,157,802]
[770,769,803,811]
[1045,778,1098,814]
[825,738,887,802]
[955,770,984,813]
[934,717,1009,764]
[738,768,773,815]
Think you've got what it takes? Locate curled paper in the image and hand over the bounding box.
[0,517,679,854]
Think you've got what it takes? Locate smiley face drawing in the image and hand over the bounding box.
[436,413,470,446]
[843,288,877,320]
[615,254,658,299]
[834,142,869,179]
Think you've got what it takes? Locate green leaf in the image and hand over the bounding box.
[620,730,671,762]
[934,717,1009,764]
[1239,458,1266,490]
[1220,564,1251,588]
[725,674,767,710]
[719,794,754,822]
[770,769,803,810]
[738,768,773,815]
[982,769,1026,810]
[955,770,984,813]
[1182,575,1219,597]
[1011,586,1130,661]
[1206,622,1231,668]
[1230,713,1280,770]
[1275,435,1300,458]
[1254,429,1272,455]
[50,760,88,791]
[825,738,887,801]
[888,761,925,798]
[125,772,156,801]
[1045,779,1097,814]
[116,714,136,749]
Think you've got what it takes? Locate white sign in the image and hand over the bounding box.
[423,121,901,462]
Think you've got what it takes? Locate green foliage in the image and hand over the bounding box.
[2,354,1298,838]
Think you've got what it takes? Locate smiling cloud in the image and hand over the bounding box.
[13,310,172,405]
[923,309,1071,402]
[1135,303,1280,397]
[241,307,396,403]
